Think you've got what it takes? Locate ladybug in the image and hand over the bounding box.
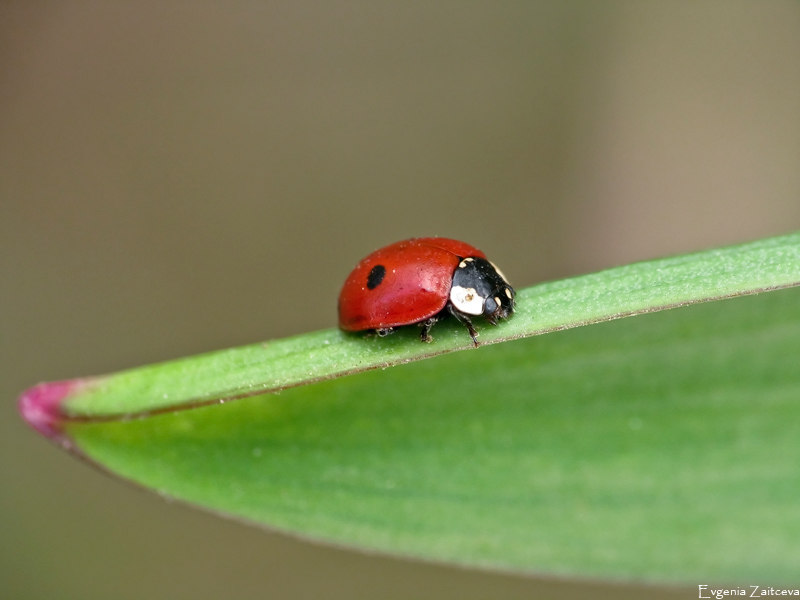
[338,237,515,345]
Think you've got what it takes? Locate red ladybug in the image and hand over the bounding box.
[338,237,515,345]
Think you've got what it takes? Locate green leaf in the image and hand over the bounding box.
[20,232,800,583]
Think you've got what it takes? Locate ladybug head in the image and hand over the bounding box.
[449,257,516,324]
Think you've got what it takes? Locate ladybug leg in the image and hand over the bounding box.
[419,317,438,343]
[375,327,395,337]
[447,305,479,347]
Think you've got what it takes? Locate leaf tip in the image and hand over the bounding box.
[18,379,86,442]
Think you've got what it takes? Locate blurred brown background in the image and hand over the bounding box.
[2,2,798,598]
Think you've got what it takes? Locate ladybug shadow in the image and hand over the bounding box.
[343,314,485,350]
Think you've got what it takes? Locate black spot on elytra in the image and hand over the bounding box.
[367,264,386,290]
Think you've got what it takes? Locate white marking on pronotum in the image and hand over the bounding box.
[450,285,484,315]
[494,296,501,307]
[488,260,509,283]
[504,287,513,299]
[458,257,475,268]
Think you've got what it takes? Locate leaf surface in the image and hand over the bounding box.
[20,232,800,583]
